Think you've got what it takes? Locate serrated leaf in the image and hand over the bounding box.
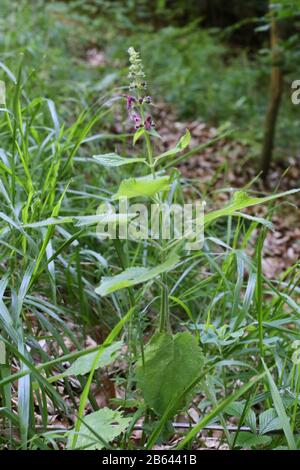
[95,251,179,296]
[235,432,271,449]
[112,174,170,200]
[93,153,146,167]
[136,331,204,416]
[259,408,281,435]
[67,407,131,450]
[61,341,123,377]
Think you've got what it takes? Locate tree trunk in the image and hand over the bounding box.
[260,11,284,181]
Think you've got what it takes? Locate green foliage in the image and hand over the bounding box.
[67,407,131,450]
[262,359,297,450]
[96,252,180,296]
[136,332,204,416]
[112,175,171,200]
[0,0,300,453]
[234,432,271,449]
[61,341,123,377]
[259,408,281,434]
[93,153,147,167]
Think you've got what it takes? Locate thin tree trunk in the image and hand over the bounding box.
[261,10,284,180]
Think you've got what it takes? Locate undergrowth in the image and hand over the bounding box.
[0,0,300,451]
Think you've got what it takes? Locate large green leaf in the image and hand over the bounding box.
[67,407,131,450]
[112,175,171,200]
[93,153,146,167]
[60,341,123,378]
[95,252,179,297]
[136,332,204,416]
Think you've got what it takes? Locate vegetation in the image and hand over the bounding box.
[0,0,300,451]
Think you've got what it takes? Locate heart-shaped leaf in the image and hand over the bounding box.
[136,331,204,416]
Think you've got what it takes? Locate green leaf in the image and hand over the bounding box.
[95,251,180,296]
[133,127,145,145]
[136,332,204,416]
[23,217,73,228]
[155,129,191,162]
[262,359,296,450]
[225,401,256,433]
[235,432,271,449]
[178,129,191,149]
[93,153,146,167]
[259,408,281,435]
[60,341,123,377]
[67,407,131,450]
[205,189,300,227]
[112,174,171,200]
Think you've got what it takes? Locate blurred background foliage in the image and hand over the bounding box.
[1,0,300,160]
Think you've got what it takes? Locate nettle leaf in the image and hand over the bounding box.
[155,129,191,161]
[112,174,171,200]
[61,341,123,377]
[259,408,282,435]
[93,153,146,167]
[205,189,300,227]
[68,407,131,450]
[136,331,204,416]
[235,432,271,449]
[95,252,180,296]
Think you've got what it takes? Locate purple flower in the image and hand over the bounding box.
[123,94,136,110]
[130,112,142,129]
[144,115,153,131]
